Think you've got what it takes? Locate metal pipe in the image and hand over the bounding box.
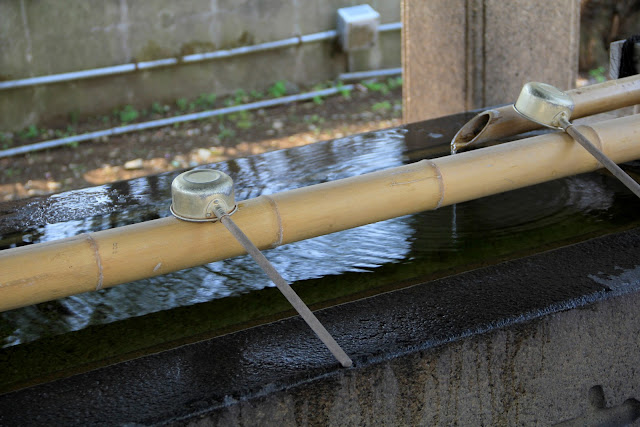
[0,114,638,312]
[0,85,355,158]
[338,67,402,82]
[451,74,640,151]
[0,23,400,91]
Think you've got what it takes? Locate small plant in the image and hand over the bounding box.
[234,89,249,104]
[589,66,607,83]
[372,101,392,112]
[119,105,139,123]
[268,80,287,98]
[249,90,264,100]
[336,81,352,99]
[304,114,324,124]
[228,109,253,126]
[0,133,12,149]
[236,119,253,129]
[176,98,189,111]
[151,102,164,115]
[228,110,253,122]
[309,82,329,104]
[362,80,390,95]
[20,125,40,139]
[67,140,80,148]
[195,93,217,109]
[387,76,403,90]
[218,124,236,140]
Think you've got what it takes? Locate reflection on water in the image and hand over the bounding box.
[1,116,639,348]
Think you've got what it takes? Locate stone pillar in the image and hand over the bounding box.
[402,0,580,123]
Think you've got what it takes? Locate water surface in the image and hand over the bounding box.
[1,113,639,355]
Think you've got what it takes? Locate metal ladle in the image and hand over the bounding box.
[170,169,353,368]
[514,82,640,199]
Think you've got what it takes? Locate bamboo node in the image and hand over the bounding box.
[263,195,284,248]
[423,159,445,209]
[86,234,104,291]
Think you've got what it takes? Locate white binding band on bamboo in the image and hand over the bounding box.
[1,114,639,312]
[452,74,640,151]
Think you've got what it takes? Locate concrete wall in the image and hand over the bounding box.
[403,0,580,122]
[197,290,640,426]
[0,0,401,130]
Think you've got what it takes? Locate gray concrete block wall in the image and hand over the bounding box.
[192,290,640,426]
[0,0,401,130]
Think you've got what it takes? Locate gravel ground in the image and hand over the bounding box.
[0,85,402,201]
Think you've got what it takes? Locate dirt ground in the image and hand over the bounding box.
[0,85,402,201]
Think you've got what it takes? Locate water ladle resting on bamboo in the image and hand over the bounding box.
[513,82,640,200]
[451,74,640,152]
[170,169,353,368]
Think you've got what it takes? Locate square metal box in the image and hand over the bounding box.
[337,4,380,52]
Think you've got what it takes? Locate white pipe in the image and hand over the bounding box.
[338,67,402,82]
[0,85,355,158]
[0,24,400,91]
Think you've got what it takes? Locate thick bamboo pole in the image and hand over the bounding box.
[451,74,640,151]
[1,114,640,312]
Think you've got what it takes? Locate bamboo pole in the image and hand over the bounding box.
[1,114,640,312]
[451,74,640,151]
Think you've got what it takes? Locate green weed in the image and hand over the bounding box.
[218,125,236,140]
[0,133,12,149]
[249,90,264,100]
[151,102,164,115]
[234,89,249,104]
[195,93,217,109]
[304,114,324,124]
[268,80,287,98]
[372,101,392,112]
[336,81,352,99]
[119,105,139,123]
[362,80,390,95]
[21,125,40,139]
[176,98,189,111]
[386,76,403,90]
[589,66,607,83]
[236,120,253,129]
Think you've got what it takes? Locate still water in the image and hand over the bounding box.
[1,115,639,350]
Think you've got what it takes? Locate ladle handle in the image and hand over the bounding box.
[215,211,353,368]
[559,116,640,200]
